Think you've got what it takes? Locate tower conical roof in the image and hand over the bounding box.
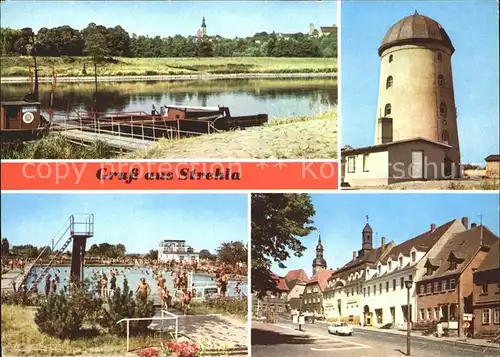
[363,223,373,233]
[378,12,454,56]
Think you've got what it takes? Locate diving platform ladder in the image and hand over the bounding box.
[19,214,94,290]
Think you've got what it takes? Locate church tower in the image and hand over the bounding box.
[201,16,207,36]
[312,232,327,276]
[374,11,460,166]
[358,216,373,258]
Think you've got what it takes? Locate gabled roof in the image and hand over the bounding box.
[320,26,336,32]
[421,225,499,280]
[306,269,334,291]
[271,273,290,292]
[285,269,309,286]
[341,137,451,155]
[476,239,500,273]
[381,220,456,263]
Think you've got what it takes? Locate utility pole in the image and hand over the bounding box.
[30,32,39,101]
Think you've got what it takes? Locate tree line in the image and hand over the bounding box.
[0,23,337,59]
[1,237,247,267]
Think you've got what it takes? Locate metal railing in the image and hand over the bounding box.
[50,110,214,146]
[116,309,178,352]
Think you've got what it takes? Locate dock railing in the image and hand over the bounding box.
[49,110,215,149]
[116,310,178,352]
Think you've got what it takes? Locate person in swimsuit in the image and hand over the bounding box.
[101,274,108,297]
[136,278,150,302]
[109,272,117,296]
[182,288,192,315]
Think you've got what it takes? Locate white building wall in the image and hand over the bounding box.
[361,269,416,328]
[159,252,200,262]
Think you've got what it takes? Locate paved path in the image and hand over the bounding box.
[1,270,23,291]
[149,310,248,355]
[252,322,500,357]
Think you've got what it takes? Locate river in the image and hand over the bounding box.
[0,78,337,120]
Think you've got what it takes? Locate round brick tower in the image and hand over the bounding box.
[374,11,460,166]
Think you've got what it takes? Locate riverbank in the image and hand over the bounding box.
[2,72,337,83]
[1,56,337,81]
[127,111,338,160]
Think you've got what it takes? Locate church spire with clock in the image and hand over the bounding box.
[312,232,327,276]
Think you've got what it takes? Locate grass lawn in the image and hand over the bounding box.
[1,305,167,356]
[1,56,337,77]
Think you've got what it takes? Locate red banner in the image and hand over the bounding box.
[0,161,338,190]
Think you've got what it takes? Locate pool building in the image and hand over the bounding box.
[158,239,200,262]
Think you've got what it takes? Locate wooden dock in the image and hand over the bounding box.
[54,123,154,151]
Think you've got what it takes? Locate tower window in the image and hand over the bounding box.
[384,103,392,116]
[386,76,393,89]
[441,130,450,144]
[389,54,393,63]
[438,53,442,61]
[438,75,445,87]
[440,102,447,116]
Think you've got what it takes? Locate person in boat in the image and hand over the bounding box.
[136,278,151,302]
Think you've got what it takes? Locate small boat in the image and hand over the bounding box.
[70,104,268,140]
[1,96,49,145]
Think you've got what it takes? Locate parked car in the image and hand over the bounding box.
[328,322,353,336]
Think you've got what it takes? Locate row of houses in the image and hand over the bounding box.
[254,217,499,339]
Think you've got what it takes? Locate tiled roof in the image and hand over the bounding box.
[271,273,290,292]
[485,154,500,162]
[284,269,309,288]
[306,269,334,291]
[421,226,499,280]
[476,239,500,272]
[320,26,336,32]
[381,220,456,263]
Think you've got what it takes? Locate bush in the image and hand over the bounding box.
[1,289,41,306]
[34,282,101,339]
[99,278,155,336]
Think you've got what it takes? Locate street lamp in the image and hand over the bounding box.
[404,279,414,356]
[298,294,303,331]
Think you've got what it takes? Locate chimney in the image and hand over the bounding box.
[353,251,357,260]
[430,223,436,232]
[461,217,469,229]
[471,223,477,228]
[381,237,386,249]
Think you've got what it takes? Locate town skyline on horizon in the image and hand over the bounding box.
[271,193,500,278]
[0,1,337,39]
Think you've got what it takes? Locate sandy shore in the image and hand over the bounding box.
[127,115,338,160]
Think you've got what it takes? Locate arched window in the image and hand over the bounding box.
[438,53,442,61]
[389,54,393,63]
[442,130,450,144]
[386,76,393,89]
[440,102,447,116]
[384,103,392,116]
[438,75,445,87]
